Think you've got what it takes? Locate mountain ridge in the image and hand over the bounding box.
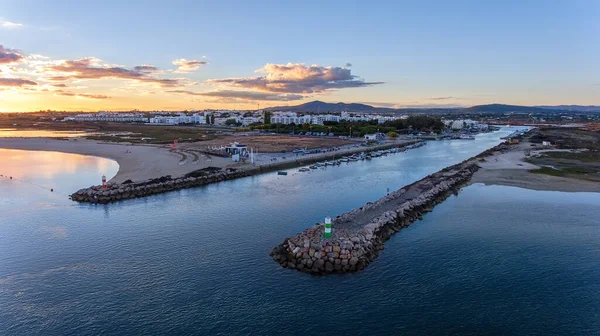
[265,101,599,114]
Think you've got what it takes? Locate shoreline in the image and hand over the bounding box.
[0,137,233,183]
[0,137,415,185]
[470,141,600,193]
[270,135,600,275]
[270,144,496,275]
[69,141,421,204]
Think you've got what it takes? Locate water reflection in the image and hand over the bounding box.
[0,149,118,193]
[0,128,97,138]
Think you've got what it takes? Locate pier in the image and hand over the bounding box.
[70,141,422,204]
[270,142,512,275]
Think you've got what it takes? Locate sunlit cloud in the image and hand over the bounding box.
[54,90,110,99]
[0,78,38,87]
[1,21,23,29]
[172,58,208,73]
[44,58,179,86]
[133,65,158,73]
[207,63,382,94]
[429,96,458,100]
[167,89,304,101]
[360,101,466,109]
[0,45,24,64]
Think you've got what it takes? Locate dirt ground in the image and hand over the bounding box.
[180,134,357,153]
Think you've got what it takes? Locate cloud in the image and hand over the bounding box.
[345,63,352,67]
[45,58,178,86]
[0,45,24,64]
[429,96,456,100]
[1,21,23,29]
[172,59,208,73]
[0,77,38,87]
[133,65,158,73]
[360,101,400,108]
[51,83,68,87]
[54,90,109,99]
[207,63,382,94]
[167,89,304,101]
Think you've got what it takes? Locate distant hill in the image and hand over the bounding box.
[463,104,600,114]
[536,105,600,113]
[266,100,397,113]
[461,104,551,114]
[266,100,460,113]
[265,101,598,114]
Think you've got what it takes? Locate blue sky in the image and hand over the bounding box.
[0,0,599,111]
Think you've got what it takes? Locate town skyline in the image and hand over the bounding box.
[1,0,599,112]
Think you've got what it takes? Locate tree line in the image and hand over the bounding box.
[247,115,445,136]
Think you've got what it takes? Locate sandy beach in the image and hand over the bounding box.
[0,138,232,183]
[0,137,414,186]
[471,142,600,193]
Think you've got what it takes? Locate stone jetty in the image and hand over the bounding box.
[70,141,421,204]
[270,142,512,275]
[70,168,254,204]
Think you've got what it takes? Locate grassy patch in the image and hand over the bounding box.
[540,151,600,163]
[529,167,565,177]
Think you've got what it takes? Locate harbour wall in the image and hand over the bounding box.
[270,141,513,275]
[70,141,420,204]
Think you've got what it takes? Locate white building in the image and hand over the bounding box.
[444,119,480,130]
[364,133,386,141]
[64,112,148,123]
[149,113,206,125]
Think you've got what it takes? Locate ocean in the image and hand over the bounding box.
[2,127,599,335]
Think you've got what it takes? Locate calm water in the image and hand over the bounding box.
[2,127,600,335]
[0,129,95,138]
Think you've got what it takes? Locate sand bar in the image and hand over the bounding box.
[471,142,600,193]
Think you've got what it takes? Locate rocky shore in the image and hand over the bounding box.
[270,142,512,275]
[70,168,254,204]
[70,141,420,204]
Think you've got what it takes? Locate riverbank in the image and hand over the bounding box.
[69,141,420,204]
[471,140,600,192]
[0,138,233,183]
[0,137,415,186]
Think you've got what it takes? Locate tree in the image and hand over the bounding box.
[387,131,398,138]
[205,114,210,124]
[210,113,215,125]
[225,118,238,126]
[264,111,271,124]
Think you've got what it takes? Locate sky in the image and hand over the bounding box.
[0,0,599,112]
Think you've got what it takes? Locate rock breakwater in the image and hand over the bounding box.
[70,141,421,204]
[70,168,253,204]
[269,143,512,275]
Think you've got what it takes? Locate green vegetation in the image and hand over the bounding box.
[225,118,242,126]
[263,111,272,124]
[382,115,446,133]
[84,124,217,144]
[250,115,444,137]
[529,167,565,177]
[525,128,600,182]
[538,151,600,163]
[530,128,600,150]
[387,131,398,138]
